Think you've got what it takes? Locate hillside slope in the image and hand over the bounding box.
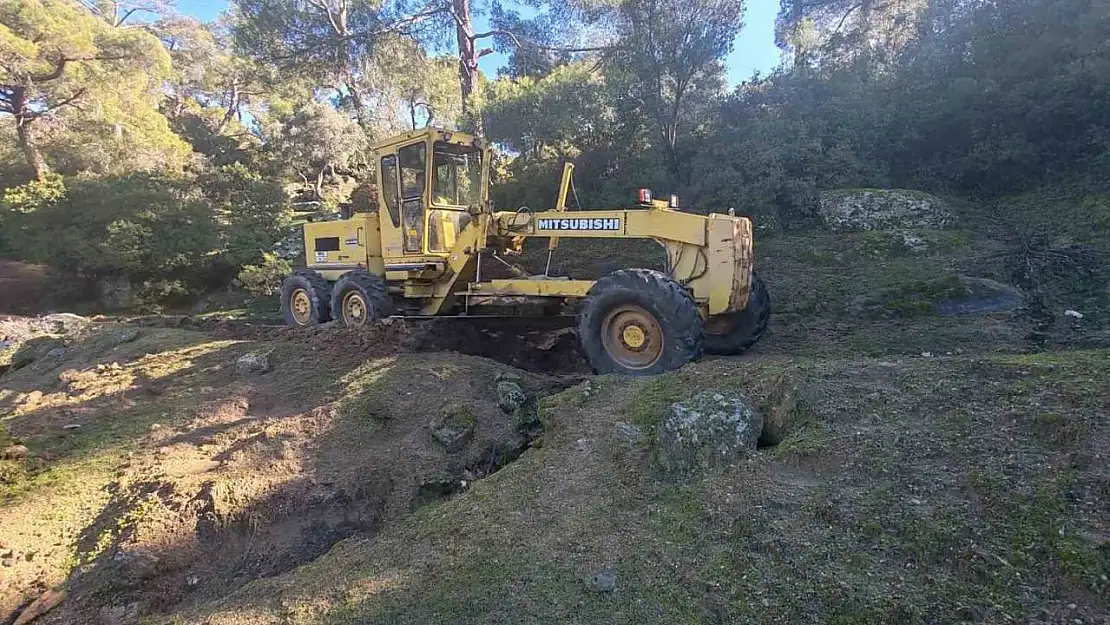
[177,350,1109,625]
[2,194,1108,625]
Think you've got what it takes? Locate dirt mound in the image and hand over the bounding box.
[173,351,1109,625]
[0,323,573,625]
[126,314,591,375]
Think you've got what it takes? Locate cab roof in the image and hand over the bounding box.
[371,127,486,152]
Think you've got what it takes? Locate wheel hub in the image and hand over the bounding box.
[344,292,368,324]
[290,289,312,325]
[621,325,646,349]
[602,305,664,370]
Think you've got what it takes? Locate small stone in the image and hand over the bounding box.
[431,424,472,453]
[613,422,645,446]
[97,602,142,625]
[1064,310,1084,319]
[584,568,618,593]
[430,405,476,453]
[495,374,527,415]
[44,313,89,334]
[43,347,67,364]
[62,424,82,430]
[921,352,933,358]
[18,390,44,409]
[112,327,141,345]
[1,444,29,461]
[236,352,272,376]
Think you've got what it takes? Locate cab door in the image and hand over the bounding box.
[396,141,427,255]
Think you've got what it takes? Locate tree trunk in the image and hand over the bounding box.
[10,86,49,181]
[346,79,371,132]
[17,122,49,182]
[314,168,326,201]
[217,83,240,133]
[453,0,482,134]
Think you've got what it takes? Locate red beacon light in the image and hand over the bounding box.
[637,188,653,205]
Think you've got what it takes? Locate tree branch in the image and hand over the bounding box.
[25,88,88,118]
[470,28,617,52]
[30,54,131,83]
[835,4,863,32]
[116,7,141,26]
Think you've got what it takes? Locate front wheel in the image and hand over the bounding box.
[703,275,770,355]
[577,269,703,376]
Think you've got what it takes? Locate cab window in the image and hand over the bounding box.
[432,142,482,207]
[398,143,426,199]
[397,142,426,254]
[380,155,400,226]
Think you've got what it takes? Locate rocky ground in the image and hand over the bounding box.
[1,190,1108,625]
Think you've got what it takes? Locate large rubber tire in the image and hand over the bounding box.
[578,268,704,376]
[281,269,332,326]
[703,275,770,356]
[330,270,392,326]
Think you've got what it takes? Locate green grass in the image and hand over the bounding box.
[164,348,1104,625]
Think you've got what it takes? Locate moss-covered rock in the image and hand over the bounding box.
[820,189,954,232]
[855,274,1025,318]
[430,404,478,453]
[655,390,762,479]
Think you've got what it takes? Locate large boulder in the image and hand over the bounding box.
[656,390,763,479]
[819,189,954,232]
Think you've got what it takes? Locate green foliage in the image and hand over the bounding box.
[0,0,1107,313]
[0,173,65,257]
[0,0,189,178]
[236,253,292,297]
[0,169,287,302]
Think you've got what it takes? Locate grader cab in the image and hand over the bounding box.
[280,127,769,375]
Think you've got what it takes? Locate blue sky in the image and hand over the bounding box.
[177,0,782,86]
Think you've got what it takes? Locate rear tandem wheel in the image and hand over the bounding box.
[280,269,332,326]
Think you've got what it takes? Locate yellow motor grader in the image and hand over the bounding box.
[280,127,769,375]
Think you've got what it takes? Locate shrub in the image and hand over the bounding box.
[0,173,66,258]
[0,170,288,307]
[236,253,292,297]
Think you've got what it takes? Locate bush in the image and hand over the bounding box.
[0,169,288,307]
[236,253,292,297]
[0,173,66,258]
